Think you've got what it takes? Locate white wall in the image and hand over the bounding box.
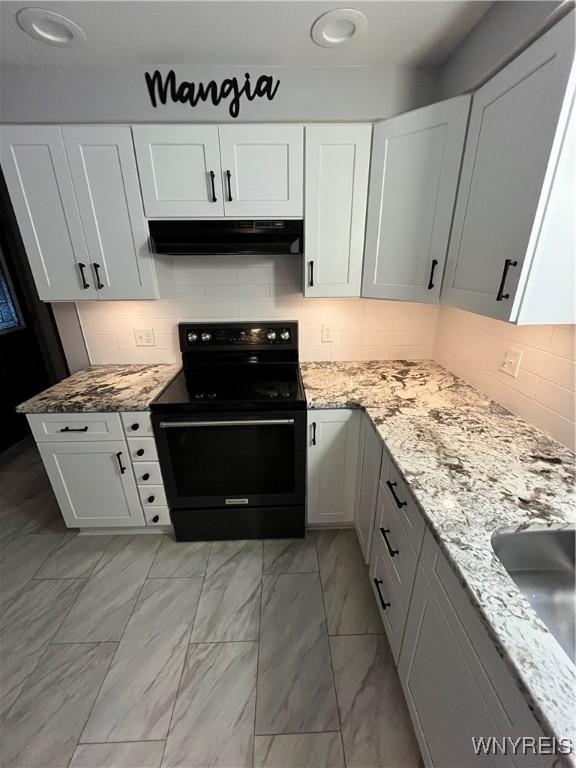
[76,254,439,364]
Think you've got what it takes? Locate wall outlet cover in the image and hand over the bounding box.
[498,347,523,378]
[134,328,155,347]
[321,324,334,343]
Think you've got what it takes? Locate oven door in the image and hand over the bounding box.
[153,412,306,509]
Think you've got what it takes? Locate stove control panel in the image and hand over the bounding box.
[181,323,297,349]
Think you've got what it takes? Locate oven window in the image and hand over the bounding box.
[166,421,295,499]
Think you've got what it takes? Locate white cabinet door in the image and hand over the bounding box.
[132,125,223,217]
[304,124,371,297]
[219,125,303,217]
[0,126,95,301]
[442,15,574,321]
[38,441,145,528]
[63,126,158,300]
[362,97,469,303]
[307,409,361,526]
[354,418,384,563]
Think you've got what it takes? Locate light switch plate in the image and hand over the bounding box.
[134,328,155,347]
[498,347,523,378]
[321,324,334,343]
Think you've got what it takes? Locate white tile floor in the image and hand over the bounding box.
[0,440,421,768]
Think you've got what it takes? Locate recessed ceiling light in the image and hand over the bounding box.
[16,7,86,47]
[311,9,367,48]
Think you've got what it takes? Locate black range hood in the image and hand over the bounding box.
[149,219,303,256]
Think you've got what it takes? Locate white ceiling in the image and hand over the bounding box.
[0,0,493,70]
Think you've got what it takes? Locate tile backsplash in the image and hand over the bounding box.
[434,306,576,451]
[76,255,439,365]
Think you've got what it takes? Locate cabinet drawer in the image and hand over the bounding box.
[138,484,167,507]
[27,412,123,442]
[381,460,425,555]
[133,461,163,485]
[144,506,171,526]
[121,411,153,436]
[127,437,158,462]
[370,531,404,661]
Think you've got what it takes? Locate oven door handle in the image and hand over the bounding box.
[159,419,295,428]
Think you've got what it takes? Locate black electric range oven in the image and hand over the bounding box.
[150,322,306,541]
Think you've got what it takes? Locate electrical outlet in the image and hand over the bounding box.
[498,347,523,378]
[321,324,334,343]
[134,328,155,347]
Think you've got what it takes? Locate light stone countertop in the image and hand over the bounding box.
[301,360,576,754]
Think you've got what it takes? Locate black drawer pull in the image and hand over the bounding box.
[496,259,518,301]
[78,262,90,290]
[59,425,89,433]
[93,262,104,290]
[308,260,314,287]
[147,495,155,503]
[427,259,438,290]
[115,451,126,475]
[386,480,407,509]
[225,170,233,201]
[136,448,145,457]
[380,528,399,557]
[152,514,159,523]
[373,578,390,611]
[131,423,140,431]
[311,422,317,446]
[142,473,150,481]
[209,170,217,203]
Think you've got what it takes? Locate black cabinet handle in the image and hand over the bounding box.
[308,261,314,287]
[311,422,317,446]
[93,262,104,290]
[131,423,140,431]
[225,170,233,201]
[152,514,160,523]
[142,473,150,481]
[59,425,89,433]
[209,170,217,203]
[147,495,155,503]
[496,259,518,301]
[136,448,145,457]
[386,480,407,509]
[380,528,399,557]
[115,451,126,475]
[427,259,439,290]
[373,578,390,611]
[78,262,90,290]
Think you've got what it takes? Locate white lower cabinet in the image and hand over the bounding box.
[354,419,384,562]
[306,409,361,525]
[38,441,144,528]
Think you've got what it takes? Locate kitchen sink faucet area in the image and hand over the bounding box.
[0,2,574,768]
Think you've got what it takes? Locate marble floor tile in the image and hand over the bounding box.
[70,741,165,768]
[149,536,211,578]
[330,634,421,768]
[190,540,262,642]
[163,641,257,768]
[254,733,345,768]
[0,642,116,768]
[55,535,162,642]
[13,490,68,535]
[316,530,382,635]
[0,577,86,720]
[256,573,339,735]
[263,534,318,574]
[82,577,202,743]
[34,534,112,579]
[0,533,68,614]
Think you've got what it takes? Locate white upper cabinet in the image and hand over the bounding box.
[0,125,95,301]
[219,124,303,217]
[442,13,575,324]
[132,125,224,217]
[362,97,470,303]
[63,127,158,300]
[304,124,371,297]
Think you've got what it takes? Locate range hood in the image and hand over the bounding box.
[149,220,303,256]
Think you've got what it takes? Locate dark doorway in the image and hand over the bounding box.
[0,172,69,453]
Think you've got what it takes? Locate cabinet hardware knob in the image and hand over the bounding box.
[131,423,139,431]
[380,527,399,557]
[152,514,159,523]
[78,262,90,290]
[147,495,155,503]
[115,451,127,474]
[373,578,390,610]
[136,448,145,457]
[386,480,407,509]
[142,473,150,481]
[427,259,438,290]
[93,262,104,290]
[225,170,233,201]
[496,259,518,301]
[209,170,217,202]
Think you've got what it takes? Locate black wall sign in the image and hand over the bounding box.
[145,70,281,118]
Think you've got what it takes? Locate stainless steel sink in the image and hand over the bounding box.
[492,527,575,664]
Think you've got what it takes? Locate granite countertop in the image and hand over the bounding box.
[302,360,576,753]
[16,364,179,413]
